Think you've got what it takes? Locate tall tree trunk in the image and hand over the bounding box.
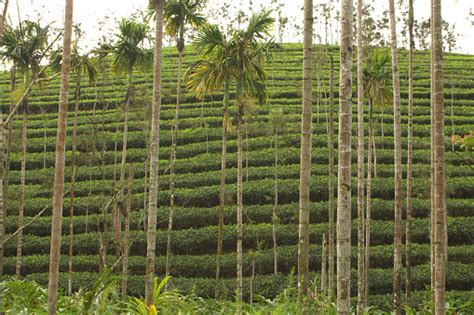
[68,70,81,296]
[16,73,28,278]
[431,0,446,313]
[272,130,279,276]
[328,56,336,293]
[321,232,328,293]
[145,0,164,305]
[0,65,16,277]
[297,0,313,301]
[166,47,183,283]
[121,173,133,296]
[47,0,74,313]
[405,0,415,305]
[356,0,366,312]
[388,1,403,313]
[337,1,353,313]
[236,78,244,314]
[215,81,230,299]
[365,100,373,304]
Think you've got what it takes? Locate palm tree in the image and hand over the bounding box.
[163,0,206,280]
[0,0,9,277]
[188,12,275,310]
[388,0,403,313]
[405,0,415,305]
[110,18,151,258]
[362,50,391,302]
[50,42,97,295]
[0,20,50,278]
[431,0,446,313]
[297,0,313,301]
[47,0,74,313]
[338,0,353,313]
[186,24,232,299]
[356,0,366,312]
[145,0,164,306]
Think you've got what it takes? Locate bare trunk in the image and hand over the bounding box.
[47,0,74,312]
[272,131,279,275]
[389,0,403,312]
[321,232,328,293]
[365,101,373,304]
[166,49,183,283]
[337,1,353,313]
[215,81,229,299]
[405,0,414,305]
[356,0,366,312]
[431,0,446,313]
[328,56,336,293]
[68,70,81,296]
[121,173,133,296]
[297,0,313,301]
[236,78,244,313]
[145,0,164,305]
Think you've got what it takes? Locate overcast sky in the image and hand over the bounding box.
[5,0,474,54]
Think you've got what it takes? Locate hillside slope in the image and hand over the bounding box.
[1,44,473,307]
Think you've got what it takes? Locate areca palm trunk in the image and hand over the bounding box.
[272,130,279,276]
[431,0,446,312]
[328,56,335,293]
[0,0,10,275]
[388,1,403,313]
[365,100,374,303]
[145,0,164,305]
[68,69,82,296]
[121,173,133,296]
[16,75,28,278]
[297,0,313,300]
[356,0,366,312]
[405,0,415,305]
[47,0,74,312]
[236,78,244,313]
[166,45,183,281]
[337,1,353,313]
[215,81,230,299]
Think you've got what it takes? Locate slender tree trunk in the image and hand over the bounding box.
[215,81,230,299]
[145,0,164,305]
[16,73,28,278]
[321,232,328,293]
[365,100,373,304]
[297,0,313,301]
[328,56,336,293]
[431,0,446,313]
[430,2,436,306]
[272,130,279,276]
[405,0,414,305]
[236,78,244,314]
[47,0,74,312]
[337,1,353,313]
[68,70,81,296]
[121,173,133,296]
[166,48,183,283]
[388,1,403,313]
[356,0,366,312]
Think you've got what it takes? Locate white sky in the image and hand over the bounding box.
[5,0,474,54]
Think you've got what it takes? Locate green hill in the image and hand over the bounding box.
[1,43,473,308]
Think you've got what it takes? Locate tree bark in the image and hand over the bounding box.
[166,48,183,283]
[47,0,74,313]
[68,70,81,296]
[321,232,328,293]
[365,100,373,304]
[328,56,335,293]
[236,78,244,314]
[272,130,279,276]
[297,0,313,301]
[356,0,366,312]
[388,1,404,313]
[121,173,133,296]
[145,0,164,305]
[215,81,229,299]
[405,0,414,305]
[337,1,353,313]
[431,0,446,313]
